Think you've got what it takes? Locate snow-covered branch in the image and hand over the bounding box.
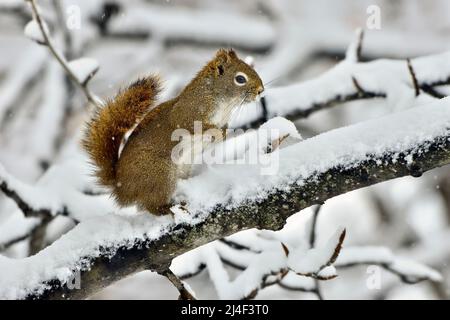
[0,160,115,222]
[173,205,440,299]
[234,50,450,128]
[1,95,450,299]
[104,3,274,54]
[336,247,442,284]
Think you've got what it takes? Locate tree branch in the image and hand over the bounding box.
[158,268,196,300]
[0,181,53,218]
[0,233,31,252]
[237,51,450,129]
[8,100,449,299]
[27,0,100,109]
[407,58,420,97]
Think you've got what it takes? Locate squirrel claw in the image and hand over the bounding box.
[170,203,190,216]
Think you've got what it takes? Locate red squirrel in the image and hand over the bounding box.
[83,49,264,215]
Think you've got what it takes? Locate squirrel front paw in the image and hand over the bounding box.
[170,201,190,216]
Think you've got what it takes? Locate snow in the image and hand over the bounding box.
[204,242,287,299]
[214,116,300,164]
[1,72,448,300]
[0,213,173,299]
[0,0,23,9]
[337,246,394,266]
[28,62,67,163]
[175,97,450,218]
[345,28,364,63]
[389,259,442,282]
[1,101,445,300]
[0,214,40,249]
[67,58,99,84]
[2,0,450,300]
[109,3,275,49]
[230,51,450,128]
[24,20,48,44]
[280,272,316,291]
[0,153,121,222]
[170,220,441,299]
[172,210,345,299]
[172,225,345,299]
[336,246,442,282]
[287,227,344,275]
[0,47,47,124]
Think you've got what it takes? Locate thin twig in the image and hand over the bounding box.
[420,84,446,99]
[27,0,100,108]
[351,76,365,97]
[309,205,322,248]
[337,262,436,285]
[0,181,52,218]
[219,238,261,253]
[28,215,52,255]
[178,263,206,280]
[0,233,32,252]
[309,204,323,300]
[355,29,365,62]
[159,268,196,300]
[407,58,420,97]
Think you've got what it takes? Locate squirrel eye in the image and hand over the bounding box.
[234,72,248,86]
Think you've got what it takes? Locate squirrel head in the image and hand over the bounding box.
[204,49,264,103]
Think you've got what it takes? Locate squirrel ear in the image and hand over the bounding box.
[212,49,237,76]
[227,49,237,59]
[215,48,238,64]
[215,49,230,63]
[217,64,225,76]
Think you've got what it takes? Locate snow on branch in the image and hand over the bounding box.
[0,160,116,222]
[173,206,440,299]
[0,214,41,252]
[336,246,442,284]
[1,95,450,299]
[186,227,345,300]
[106,3,275,53]
[233,50,450,128]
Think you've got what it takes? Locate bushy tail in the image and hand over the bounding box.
[83,76,161,187]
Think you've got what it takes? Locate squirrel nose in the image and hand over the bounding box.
[257,86,264,96]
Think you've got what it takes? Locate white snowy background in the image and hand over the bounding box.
[1,0,450,299]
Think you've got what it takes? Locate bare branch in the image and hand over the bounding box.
[219,238,260,253]
[407,58,421,97]
[0,181,53,218]
[351,76,366,97]
[346,28,364,63]
[27,0,100,109]
[158,268,196,300]
[355,29,364,63]
[0,233,31,252]
[420,84,446,99]
[309,205,322,248]
[337,260,440,285]
[308,204,323,299]
[278,280,318,294]
[178,263,206,280]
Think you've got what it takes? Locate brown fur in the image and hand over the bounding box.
[83,49,263,215]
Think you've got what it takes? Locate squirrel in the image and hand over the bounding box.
[83,49,264,215]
